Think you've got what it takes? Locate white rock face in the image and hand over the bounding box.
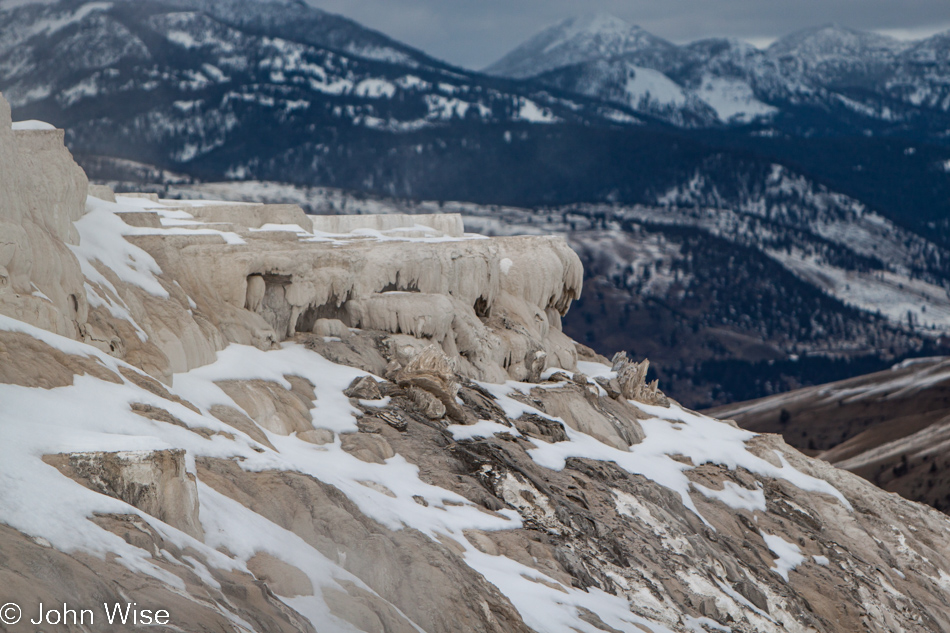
[0,96,88,339]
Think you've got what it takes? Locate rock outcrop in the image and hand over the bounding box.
[3,93,950,633]
[0,96,88,340]
[44,449,203,540]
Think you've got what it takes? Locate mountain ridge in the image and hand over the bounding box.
[486,13,950,134]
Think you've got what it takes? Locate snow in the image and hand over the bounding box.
[166,30,196,48]
[0,181,879,631]
[813,555,830,566]
[486,12,667,79]
[354,78,396,99]
[768,249,950,332]
[693,480,767,513]
[250,223,309,234]
[201,63,227,82]
[576,361,617,379]
[891,357,944,370]
[0,369,247,584]
[11,119,55,130]
[625,66,687,107]
[60,75,99,106]
[198,483,396,631]
[467,544,676,633]
[395,75,430,90]
[72,197,169,297]
[25,2,112,38]
[0,267,854,633]
[517,98,559,123]
[543,13,634,55]
[424,94,490,121]
[0,327,531,629]
[481,382,851,524]
[695,76,777,123]
[684,615,731,632]
[714,578,771,619]
[760,532,805,581]
[0,314,122,368]
[601,109,640,124]
[447,420,520,441]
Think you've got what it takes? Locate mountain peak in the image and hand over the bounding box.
[553,12,633,39]
[484,13,673,79]
[769,23,907,59]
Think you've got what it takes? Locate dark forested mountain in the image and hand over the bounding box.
[2,1,949,228]
[0,0,648,188]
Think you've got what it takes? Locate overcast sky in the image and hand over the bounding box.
[307,0,950,69]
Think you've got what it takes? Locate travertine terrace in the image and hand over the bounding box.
[3,93,950,633]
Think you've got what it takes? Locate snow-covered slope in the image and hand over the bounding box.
[768,24,909,81]
[488,15,950,131]
[6,93,950,633]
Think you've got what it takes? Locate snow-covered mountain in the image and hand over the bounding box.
[768,24,909,81]
[0,0,440,71]
[5,0,950,404]
[483,13,682,79]
[488,16,950,132]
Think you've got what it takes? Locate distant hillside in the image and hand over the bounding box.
[709,358,950,514]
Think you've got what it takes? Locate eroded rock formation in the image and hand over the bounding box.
[2,93,950,633]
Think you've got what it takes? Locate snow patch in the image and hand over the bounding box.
[625,66,687,107]
[517,98,559,123]
[447,420,520,441]
[693,480,767,513]
[761,531,805,581]
[695,76,777,123]
[12,119,55,130]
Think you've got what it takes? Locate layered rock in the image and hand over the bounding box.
[44,449,203,540]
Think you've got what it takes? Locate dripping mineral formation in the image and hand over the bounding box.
[2,92,950,632]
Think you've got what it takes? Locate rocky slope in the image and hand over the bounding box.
[4,96,950,632]
[710,356,950,515]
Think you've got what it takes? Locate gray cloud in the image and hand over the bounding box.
[307,0,950,69]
